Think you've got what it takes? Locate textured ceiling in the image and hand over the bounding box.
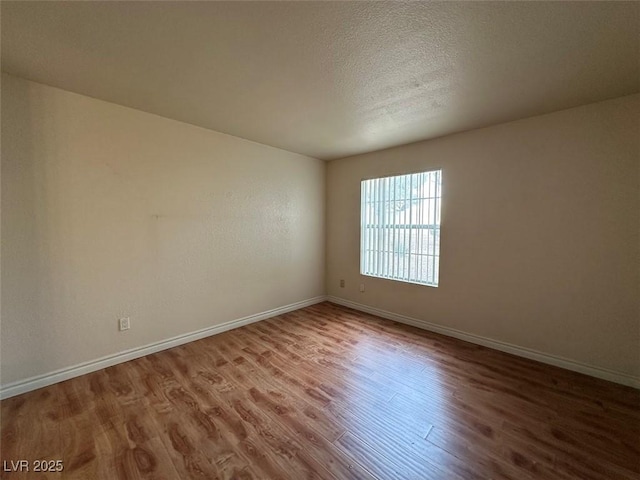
[2,1,639,160]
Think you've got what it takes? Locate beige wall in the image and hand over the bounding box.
[2,72,638,389]
[327,94,640,380]
[1,74,325,385]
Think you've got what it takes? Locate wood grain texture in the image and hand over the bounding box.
[2,302,639,479]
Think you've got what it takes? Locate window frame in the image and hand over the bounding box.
[360,169,442,287]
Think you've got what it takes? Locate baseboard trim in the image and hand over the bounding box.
[327,296,640,389]
[0,296,328,399]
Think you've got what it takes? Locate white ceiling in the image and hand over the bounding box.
[2,1,639,160]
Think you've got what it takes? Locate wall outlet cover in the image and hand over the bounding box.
[119,317,130,331]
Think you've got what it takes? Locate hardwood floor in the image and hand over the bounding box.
[2,302,639,479]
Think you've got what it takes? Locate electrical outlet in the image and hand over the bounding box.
[340,279,345,288]
[359,283,365,292]
[119,317,130,331]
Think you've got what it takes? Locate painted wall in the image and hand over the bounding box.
[1,74,325,386]
[327,94,640,381]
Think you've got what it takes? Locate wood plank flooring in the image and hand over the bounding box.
[1,302,639,479]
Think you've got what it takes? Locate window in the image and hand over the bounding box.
[361,170,442,287]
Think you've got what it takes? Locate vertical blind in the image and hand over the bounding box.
[360,170,442,287]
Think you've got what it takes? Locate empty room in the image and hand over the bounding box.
[1,1,638,479]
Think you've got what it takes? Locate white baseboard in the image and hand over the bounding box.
[0,296,328,399]
[327,296,640,389]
